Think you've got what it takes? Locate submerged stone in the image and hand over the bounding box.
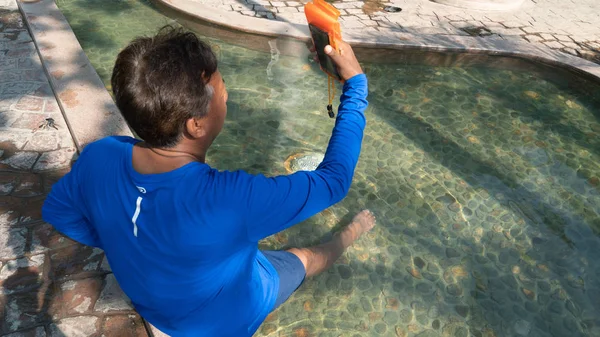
[284,152,325,173]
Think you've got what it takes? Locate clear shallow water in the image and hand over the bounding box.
[56,0,600,336]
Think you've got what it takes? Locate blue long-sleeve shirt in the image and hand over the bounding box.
[42,74,368,336]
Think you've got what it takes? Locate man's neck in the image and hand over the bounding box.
[165,140,208,163]
[132,140,210,175]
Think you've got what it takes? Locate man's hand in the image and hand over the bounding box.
[309,40,364,81]
[324,40,363,81]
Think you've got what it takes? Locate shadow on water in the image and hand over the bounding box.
[260,82,600,335]
[206,100,289,174]
[465,76,600,157]
[352,80,600,335]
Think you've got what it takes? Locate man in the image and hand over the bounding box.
[42,26,374,336]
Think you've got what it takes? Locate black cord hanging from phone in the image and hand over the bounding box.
[327,75,335,118]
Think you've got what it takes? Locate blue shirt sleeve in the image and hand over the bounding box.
[42,151,101,248]
[238,74,368,241]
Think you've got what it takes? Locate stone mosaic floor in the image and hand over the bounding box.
[186,0,600,64]
[10,0,600,336]
[0,1,149,336]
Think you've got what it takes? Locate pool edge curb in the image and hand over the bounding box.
[153,0,600,82]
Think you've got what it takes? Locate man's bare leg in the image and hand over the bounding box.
[287,210,376,278]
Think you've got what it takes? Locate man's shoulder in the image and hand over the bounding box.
[210,169,301,192]
[74,136,135,167]
[212,168,272,181]
[81,136,136,154]
[86,135,138,148]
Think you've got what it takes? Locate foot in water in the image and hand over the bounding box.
[337,209,376,248]
[288,210,377,277]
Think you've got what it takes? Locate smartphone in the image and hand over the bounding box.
[309,24,341,81]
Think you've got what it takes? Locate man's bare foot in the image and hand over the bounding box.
[337,210,376,248]
[288,210,376,277]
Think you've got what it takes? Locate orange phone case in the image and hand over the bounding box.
[304,0,342,52]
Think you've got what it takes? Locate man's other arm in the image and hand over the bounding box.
[42,155,101,248]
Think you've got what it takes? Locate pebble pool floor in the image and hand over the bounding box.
[55,0,600,336]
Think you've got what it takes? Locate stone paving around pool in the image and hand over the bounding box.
[192,0,600,64]
[0,1,148,336]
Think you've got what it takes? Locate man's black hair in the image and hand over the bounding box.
[111,25,218,147]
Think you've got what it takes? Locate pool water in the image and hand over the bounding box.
[56,0,600,336]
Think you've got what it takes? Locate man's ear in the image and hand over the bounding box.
[185,117,208,139]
